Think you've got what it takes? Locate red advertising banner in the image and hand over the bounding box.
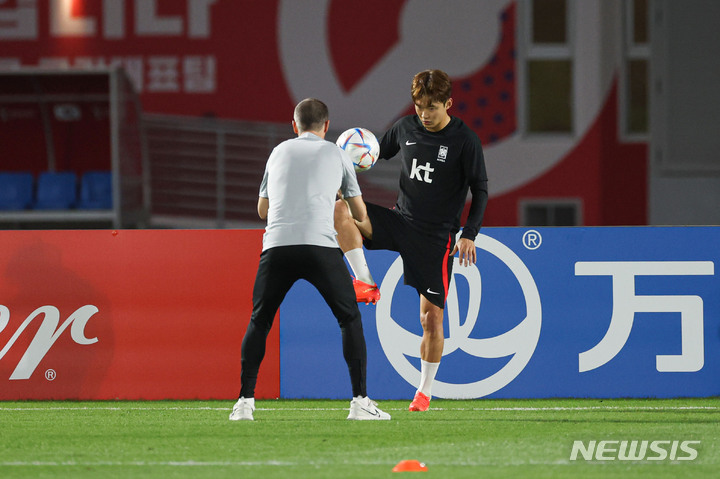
[0,0,518,134]
[0,229,279,400]
[0,0,293,121]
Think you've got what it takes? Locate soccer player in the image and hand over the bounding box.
[335,69,488,412]
[230,98,390,421]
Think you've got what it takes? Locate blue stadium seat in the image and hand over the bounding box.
[0,172,34,210]
[34,171,78,209]
[78,171,113,209]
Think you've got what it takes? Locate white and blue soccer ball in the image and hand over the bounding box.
[336,127,380,172]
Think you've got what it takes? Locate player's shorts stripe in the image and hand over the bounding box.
[442,234,452,301]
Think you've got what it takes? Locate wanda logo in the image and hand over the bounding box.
[0,305,99,380]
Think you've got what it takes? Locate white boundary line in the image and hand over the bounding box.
[0,460,299,467]
[0,460,579,468]
[0,458,584,468]
[0,405,718,412]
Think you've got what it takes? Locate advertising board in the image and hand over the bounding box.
[280,227,719,399]
[0,229,279,400]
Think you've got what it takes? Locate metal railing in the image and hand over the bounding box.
[144,114,293,228]
[144,114,401,229]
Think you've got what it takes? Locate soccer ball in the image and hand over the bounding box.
[336,127,380,172]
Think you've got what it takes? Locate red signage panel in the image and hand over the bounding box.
[0,229,279,400]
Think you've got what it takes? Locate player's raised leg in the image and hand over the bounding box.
[334,198,380,304]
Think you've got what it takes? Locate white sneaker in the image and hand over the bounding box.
[347,396,391,420]
[229,397,255,421]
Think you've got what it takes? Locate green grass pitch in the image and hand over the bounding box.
[1,398,718,478]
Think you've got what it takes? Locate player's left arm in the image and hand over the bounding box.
[453,135,488,266]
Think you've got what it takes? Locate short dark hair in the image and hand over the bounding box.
[411,69,452,106]
[293,98,329,133]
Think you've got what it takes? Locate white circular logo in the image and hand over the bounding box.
[376,233,541,398]
[277,0,610,196]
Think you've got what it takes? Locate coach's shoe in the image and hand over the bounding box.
[353,279,381,304]
[229,397,255,421]
[347,396,391,420]
[408,392,430,412]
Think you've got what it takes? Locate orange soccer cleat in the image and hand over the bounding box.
[353,279,381,304]
[408,392,430,412]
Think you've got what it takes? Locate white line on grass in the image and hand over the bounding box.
[0,461,297,467]
[0,459,579,468]
[0,406,231,411]
[1,405,718,412]
[434,406,720,411]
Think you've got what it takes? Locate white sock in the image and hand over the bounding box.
[417,360,440,398]
[345,248,374,284]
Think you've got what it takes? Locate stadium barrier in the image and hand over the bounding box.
[0,227,718,400]
[0,229,277,400]
[281,226,719,400]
